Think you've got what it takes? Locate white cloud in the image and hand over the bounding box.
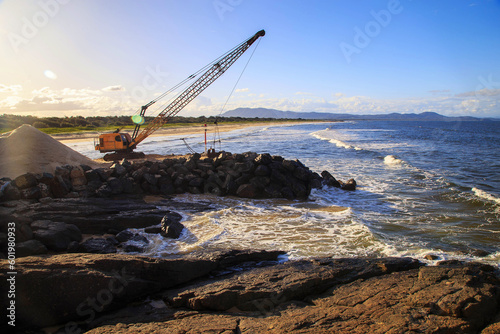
[0,84,22,93]
[456,88,500,97]
[1,85,499,118]
[102,85,125,92]
[235,88,249,93]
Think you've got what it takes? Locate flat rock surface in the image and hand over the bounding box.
[0,249,283,330]
[4,252,499,333]
[85,260,500,334]
[0,196,216,235]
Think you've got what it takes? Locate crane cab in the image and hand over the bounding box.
[95,132,133,153]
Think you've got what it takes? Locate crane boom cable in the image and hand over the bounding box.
[137,31,256,112]
[131,30,265,147]
[212,37,262,149]
[129,33,258,139]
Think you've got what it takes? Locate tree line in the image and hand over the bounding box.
[0,114,279,132]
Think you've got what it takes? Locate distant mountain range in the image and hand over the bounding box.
[222,108,497,121]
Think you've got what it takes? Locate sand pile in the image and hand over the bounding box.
[0,124,103,179]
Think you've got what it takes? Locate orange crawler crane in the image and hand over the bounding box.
[95,30,265,161]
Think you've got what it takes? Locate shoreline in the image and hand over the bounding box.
[52,120,330,143]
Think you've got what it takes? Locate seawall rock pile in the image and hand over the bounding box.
[0,151,356,202]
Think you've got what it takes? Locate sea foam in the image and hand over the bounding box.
[383,155,405,166]
[472,187,500,206]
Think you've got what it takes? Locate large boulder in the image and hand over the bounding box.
[160,211,184,239]
[236,183,259,198]
[13,173,38,190]
[16,239,48,257]
[78,237,117,254]
[31,220,82,251]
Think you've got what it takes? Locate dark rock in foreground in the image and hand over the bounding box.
[160,211,184,239]
[0,196,218,258]
[3,252,500,333]
[1,197,166,235]
[3,249,284,330]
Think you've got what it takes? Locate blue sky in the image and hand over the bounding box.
[0,0,499,118]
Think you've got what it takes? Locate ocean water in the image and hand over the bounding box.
[68,120,500,265]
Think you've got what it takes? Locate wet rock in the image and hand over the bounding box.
[31,220,82,251]
[321,170,341,188]
[309,178,323,189]
[144,226,161,234]
[16,239,48,257]
[67,240,80,253]
[341,178,357,191]
[123,244,145,253]
[424,254,440,261]
[236,183,259,198]
[107,236,120,245]
[16,197,166,234]
[130,234,149,244]
[116,230,134,243]
[14,221,33,243]
[160,212,184,239]
[470,248,491,257]
[79,237,117,254]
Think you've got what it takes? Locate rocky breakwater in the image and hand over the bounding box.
[0,151,356,202]
[0,195,205,258]
[3,252,500,333]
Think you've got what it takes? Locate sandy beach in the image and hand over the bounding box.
[53,121,325,144]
